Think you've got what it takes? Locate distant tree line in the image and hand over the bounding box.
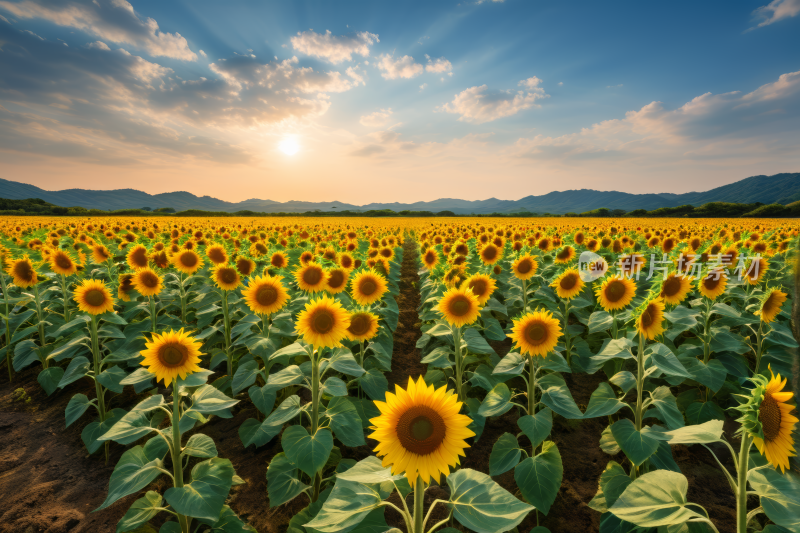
[1,197,798,218]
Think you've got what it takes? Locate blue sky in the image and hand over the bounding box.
[0,0,798,203]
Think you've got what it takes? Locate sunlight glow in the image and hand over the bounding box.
[278,137,300,156]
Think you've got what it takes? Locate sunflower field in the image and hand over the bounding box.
[0,216,799,533]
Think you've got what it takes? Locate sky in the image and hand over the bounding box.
[0,0,799,205]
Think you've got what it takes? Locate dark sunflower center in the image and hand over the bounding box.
[762,293,778,314]
[605,280,626,302]
[396,405,446,456]
[517,258,533,274]
[84,289,106,307]
[556,249,570,260]
[131,248,148,267]
[271,255,284,267]
[120,277,134,293]
[313,310,334,334]
[663,277,682,297]
[159,343,187,367]
[256,243,268,254]
[703,276,720,290]
[560,273,578,290]
[14,261,33,281]
[759,394,782,442]
[449,295,472,317]
[237,259,253,276]
[380,248,392,258]
[303,267,323,286]
[55,254,73,269]
[348,314,371,336]
[209,249,226,263]
[468,279,487,298]
[359,279,377,296]
[219,268,237,284]
[641,306,655,328]
[180,252,197,267]
[482,246,497,260]
[140,271,159,288]
[256,285,278,306]
[340,256,352,268]
[524,322,547,345]
[328,270,345,289]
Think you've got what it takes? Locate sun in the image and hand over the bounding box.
[278,137,299,156]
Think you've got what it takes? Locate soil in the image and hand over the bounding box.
[0,237,744,532]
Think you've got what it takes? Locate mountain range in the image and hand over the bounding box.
[1,173,798,215]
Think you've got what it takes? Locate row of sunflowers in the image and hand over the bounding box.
[1,216,799,533]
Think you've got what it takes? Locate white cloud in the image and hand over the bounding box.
[345,65,366,85]
[359,108,393,127]
[558,81,563,86]
[439,77,549,124]
[425,55,452,74]
[22,29,43,39]
[0,0,197,60]
[0,14,9,23]
[88,40,110,50]
[419,83,428,91]
[751,0,800,28]
[290,30,378,64]
[199,49,207,58]
[376,53,423,79]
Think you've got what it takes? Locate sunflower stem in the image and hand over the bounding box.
[33,283,48,368]
[754,322,764,374]
[452,326,464,403]
[60,274,71,324]
[179,272,187,326]
[149,296,158,333]
[90,315,108,463]
[527,355,538,419]
[413,477,425,533]
[1,273,14,381]
[309,345,323,502]
[222,290,232,380]
[735,432,752,533]
[632,332,646,480]
[522,278,528,311]
[170,384,190,533]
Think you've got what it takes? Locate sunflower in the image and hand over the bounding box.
[437,286,480,327]
[554,246,575,264]
[512,255,538,281]
[660,273,693,305]
[463,273,497,306]
[743,257,769,285]
[295,263,328,293]
[326,268,350,294]
[595,276,636,311]
[295,295,351,348]
[479,243,502,266]
[346,311,380,341]
[637,298,665,340]
[206,244,228,265]
[618,253,646,278]
[132,267,163,297]
[49,250,78,276]
[351,269,389,306]
[213,263,241,291]
[422,248,438,270]
[91,244,111,264]
[299,251,315,266]
[756,289,788,323]
[73,278,115,315]
[270,251,289,269]
[172,249,203,275]
[338,252,355,270]
[6,256,38,288]
[735,367,798,473]
[508,309,562,357]
[118,273,135,302]
[236,256,256,277]
[370,376,474,485]
[550,269,584,300]
[242,274,288,315]
[140,328,204,387]
[698,269,727,300]
[126,244,150,270]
